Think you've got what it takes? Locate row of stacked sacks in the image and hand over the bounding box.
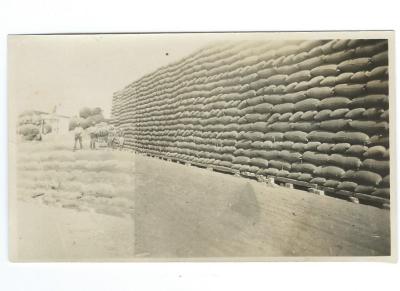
[111,38,390,202]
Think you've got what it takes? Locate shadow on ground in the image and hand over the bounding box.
[134,155,390,258]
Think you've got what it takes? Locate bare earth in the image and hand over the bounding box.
[11,144,390,260]
[11,201,135,261]
[134,155,390,258]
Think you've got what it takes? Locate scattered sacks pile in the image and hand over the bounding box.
[111,39,390,203]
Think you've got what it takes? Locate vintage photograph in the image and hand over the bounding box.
[8,32,394,261]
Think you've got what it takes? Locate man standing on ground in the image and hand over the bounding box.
[73,123,84,151]
[108,129,117,149]
[89,123,97,150]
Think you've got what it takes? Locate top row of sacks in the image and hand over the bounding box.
[130,40,387,98]
[131,49,387,100]
[133,39,385,90]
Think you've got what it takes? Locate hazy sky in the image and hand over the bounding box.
[9,32,367,119]
[8,34,220,118]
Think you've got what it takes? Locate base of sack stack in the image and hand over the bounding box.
[137,152,390,210]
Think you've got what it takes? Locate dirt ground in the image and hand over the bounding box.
[10,138,391,260]
[133,154,391,258]
[10,201,135,261]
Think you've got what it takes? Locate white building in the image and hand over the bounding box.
[40,112,70,134]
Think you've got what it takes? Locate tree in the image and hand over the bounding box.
[17,111,43,141]
[91,107,102,115]
[18,124,40,141]
[87,113,105,125]
[79,107,92,119]
[69,116,84,131]
[70,107,106,131]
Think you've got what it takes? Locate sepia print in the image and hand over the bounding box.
[8,32,395,261]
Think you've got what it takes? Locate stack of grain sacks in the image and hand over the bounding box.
[111,39,390,204]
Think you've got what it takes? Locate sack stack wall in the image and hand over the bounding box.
[111,39,390,204]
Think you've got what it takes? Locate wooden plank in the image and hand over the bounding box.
[274,177,310,188]
[212,165,236,175]
[354,192,390,208]
[284,183,294,189]
[241,171,256,179]
[349,197,360,204]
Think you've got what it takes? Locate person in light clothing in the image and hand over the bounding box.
[73,123,84,151]
[107,129,116,149]
[89,123,97,150]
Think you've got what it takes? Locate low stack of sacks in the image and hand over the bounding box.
[111,39,390,202]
